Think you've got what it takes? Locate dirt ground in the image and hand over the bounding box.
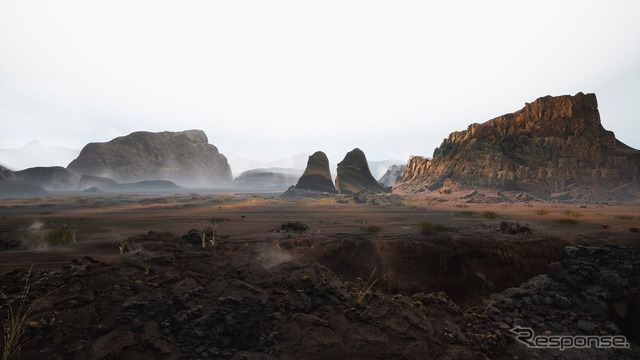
[1,192,639,303]
[1,191,639,359]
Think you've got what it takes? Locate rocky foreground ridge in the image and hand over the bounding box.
[67,130,232,188]
[396,93,640,199]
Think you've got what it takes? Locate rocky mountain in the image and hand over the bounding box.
[229,153,309,177]
[0,141,80,171]
[396,93,640,198]
[232,168,302,191]
[378,164,406,187]
[67,130,232,188]
[368,159,406,180]
[5,166,79,191]
[292,151,338,193]
[335,148,390,194]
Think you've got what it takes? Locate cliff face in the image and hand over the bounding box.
[335,148,390,194]
[67,130,232,188]
[396,93,640,195]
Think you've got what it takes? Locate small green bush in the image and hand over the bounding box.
[455,210,476,216]
[616,215,637,220]
[418,221,452,234]
[482,211,499,219]
[562,210,582,218]
[360,225,383,233]
[555,218,578,225]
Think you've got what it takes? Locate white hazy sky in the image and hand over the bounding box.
[1,1,639,164]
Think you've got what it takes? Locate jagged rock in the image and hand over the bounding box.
[396,93,640,200]
[378,164,406,187]
[67,130,232,188]
[6,166,79,191]
[335,148,390,194]
[485,245,640,358]
[294,151,337,193]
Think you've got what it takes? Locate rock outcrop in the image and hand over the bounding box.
[378,164,406,187]
[67,130,232,188]
[293,151,337,193]
[335,148,390,194]
[396,93,640,198]
[5,166,79,191]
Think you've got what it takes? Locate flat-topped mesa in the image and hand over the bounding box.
[294,151,338,193]
[67,130,232,188]
[395,93,640,196]
[335,148,391,194]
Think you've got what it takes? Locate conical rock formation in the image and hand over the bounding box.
[335,148,390,194]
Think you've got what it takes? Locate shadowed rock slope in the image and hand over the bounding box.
[3,166,79,191]
[396,93,640,199]
[335,148,390,194]
[293,151,337,193]
[68,130,232,188]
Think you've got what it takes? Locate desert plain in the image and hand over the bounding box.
[1,190,639,359]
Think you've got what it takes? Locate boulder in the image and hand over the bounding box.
[67,130,232,188]
[335,149,390,194]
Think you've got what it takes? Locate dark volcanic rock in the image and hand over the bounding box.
[294,151,337,193]
[485,245,640,359]
[5,166,79,191]
[396,93,640,199]
[67,130,232,188]
[378,164,406,187]
[335,148,390,194]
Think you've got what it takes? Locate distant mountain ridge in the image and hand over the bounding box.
[0,141,80,170]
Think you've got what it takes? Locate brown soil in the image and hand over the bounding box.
[1,193,639,359]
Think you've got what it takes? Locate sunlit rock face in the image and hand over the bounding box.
[67,130,232,188]
[294,151,338,193]
[335,148,390,194]
[396,93,640,197]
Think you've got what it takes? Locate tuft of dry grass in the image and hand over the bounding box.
[555,218,579,225]
[534,209,549,216]
[482,211,499,219]
[1,266,64,360]
[562,210,582,218]
[354,268,381,304]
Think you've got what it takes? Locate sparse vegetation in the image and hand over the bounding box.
[29,223,76,247]
[360,225,383,233]
[1,266,64,360]
[418,221,452,234]
[353,268,381,304]
[534,209,549,216]
[354,219,368,224]
[562,210,582,218]
[455,204,470,208]
[616,215,637,220]
[555,218,579,225]
[454,210,476,217]
[210,217,231,223]
[482,211,499,219]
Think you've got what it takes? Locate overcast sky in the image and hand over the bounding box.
[1,1,639,165]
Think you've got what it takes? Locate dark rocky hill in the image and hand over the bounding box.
[293,151,337,193]
[335,148,390,194]
[396,93,640,199]
[6,166,79,191]
[67,130,232,188]
[232,168,301,191]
